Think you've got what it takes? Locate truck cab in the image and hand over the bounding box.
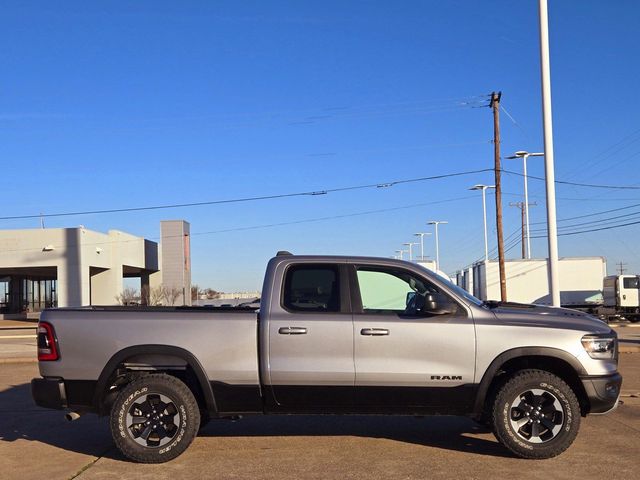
[603,274,640,322]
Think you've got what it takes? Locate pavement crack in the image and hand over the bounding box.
[68,446,114,480]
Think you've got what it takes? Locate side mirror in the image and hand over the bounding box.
[405,291,425,316]
[424,293,438,311]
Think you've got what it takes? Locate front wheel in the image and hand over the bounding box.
[110,373,200,463]
[491,369,581,459]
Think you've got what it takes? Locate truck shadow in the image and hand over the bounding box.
[199,415,513,458]
[0,382,512,459]
[0,383,113,458]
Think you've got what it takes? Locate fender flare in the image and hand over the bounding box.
[93,344,217,415]
[473,346,587,415]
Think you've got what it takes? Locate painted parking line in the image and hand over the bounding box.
[0,335,37,339]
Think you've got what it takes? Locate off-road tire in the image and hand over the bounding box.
[110,374,200,463]
[492,369,581,459]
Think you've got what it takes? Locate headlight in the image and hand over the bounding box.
[581,334,617,359]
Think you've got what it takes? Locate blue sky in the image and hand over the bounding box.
[2,1,640,291]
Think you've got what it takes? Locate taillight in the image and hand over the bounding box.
[37,322,59,361]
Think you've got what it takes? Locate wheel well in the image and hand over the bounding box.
[98,353,209,415]
[483,355,590,416]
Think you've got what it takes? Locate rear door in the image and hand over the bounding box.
[350,264,476,413]
[266,262,354,411]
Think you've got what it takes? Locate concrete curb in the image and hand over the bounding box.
[620,345,640,354]
[0,357,37,364]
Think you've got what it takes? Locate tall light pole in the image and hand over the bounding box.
[427,221,448,271]
[539,0,561,307]
[395,249,404,260]
[506,151,544,259]
[469,185,495,263]
[403,242,419,261]
[414,232,432,261]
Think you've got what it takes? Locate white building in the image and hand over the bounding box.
[0,220,190,316]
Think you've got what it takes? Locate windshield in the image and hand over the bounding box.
[414,264,484,307]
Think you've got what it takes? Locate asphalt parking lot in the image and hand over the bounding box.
[0,354,638,480]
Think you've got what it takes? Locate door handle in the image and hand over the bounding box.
[360,328,389,336]
[278,326,308,335]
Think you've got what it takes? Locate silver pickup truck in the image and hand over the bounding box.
[32,253,622,463]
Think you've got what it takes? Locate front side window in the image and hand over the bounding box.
[356,267,461,316]
[623,277,640,289]
[283,265,340,312]
[357,270,411,311]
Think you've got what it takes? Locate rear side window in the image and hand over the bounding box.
[283,265,340,312]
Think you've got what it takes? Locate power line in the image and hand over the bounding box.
[530,218,640,238]
[513,170,640,190]
[530,201,640,225]
[0,195,477,254]
[0,168,493,221]
[531,209,640,234]
[501,169,640,190]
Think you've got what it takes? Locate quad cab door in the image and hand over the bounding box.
[265,262,354,411]
[350,263,476,413]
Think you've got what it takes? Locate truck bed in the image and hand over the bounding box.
[38,307,261,408]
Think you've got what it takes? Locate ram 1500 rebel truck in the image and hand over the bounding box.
[32,253,622,463]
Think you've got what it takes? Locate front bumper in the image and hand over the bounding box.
[31,377,67,410]
[581,372,622,414]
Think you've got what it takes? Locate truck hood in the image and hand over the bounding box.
[484,301,612,334]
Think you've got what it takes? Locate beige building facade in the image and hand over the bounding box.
[0,220,190,315]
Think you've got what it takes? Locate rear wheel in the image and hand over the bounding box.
[110,374,200,463]
[491,369,580,459]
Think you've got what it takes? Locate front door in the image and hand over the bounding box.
[267,263,354,411]
[351,264,476,413]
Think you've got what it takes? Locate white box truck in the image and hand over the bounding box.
[466,257,606,307]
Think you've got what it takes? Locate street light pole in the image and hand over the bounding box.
[507,151,544,259]
[413,233,432,261]
[403,242,419,262]
[395,249,404,260]
[427,221,448,271]
[539,0,561,306]
[469,185,495,263]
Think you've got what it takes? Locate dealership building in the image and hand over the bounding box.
[0,220,191,316]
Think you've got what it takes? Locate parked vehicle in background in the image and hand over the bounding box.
[32,252,622,463]
[458,257,606,308]
[596,275,640,323]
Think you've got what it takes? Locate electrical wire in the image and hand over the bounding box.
[0,195,478,254]
[530,209,640,234]
[530,201,640,225]
[0,168,493,221]
[530,218,640,238]
[501,169,640,190]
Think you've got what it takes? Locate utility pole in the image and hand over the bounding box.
[617,262,627,275]
[510,202,537,259]
[491,91,507,301]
